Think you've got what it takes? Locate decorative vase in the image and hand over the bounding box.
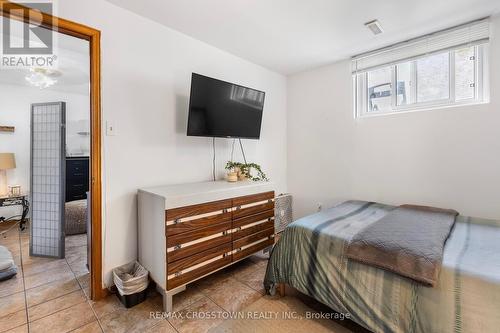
[226,172,238,182]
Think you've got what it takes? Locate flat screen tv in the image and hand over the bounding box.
[187,73,265,139]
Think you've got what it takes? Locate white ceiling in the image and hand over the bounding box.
[106,0,500,74]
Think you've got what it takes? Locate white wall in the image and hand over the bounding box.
[53,0,287,286]
[287,15,500,221]
[0,84,89,217]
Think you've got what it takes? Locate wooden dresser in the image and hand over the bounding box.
[138,181,275,312]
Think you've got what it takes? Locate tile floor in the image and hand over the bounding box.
[0,220,367,333]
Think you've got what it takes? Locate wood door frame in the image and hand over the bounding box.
[0,1,105,300]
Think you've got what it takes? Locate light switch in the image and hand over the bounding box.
[106,121,116,136]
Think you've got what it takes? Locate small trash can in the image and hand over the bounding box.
[113,261,149,308]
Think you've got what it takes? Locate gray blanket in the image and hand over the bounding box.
[346,205,458,286]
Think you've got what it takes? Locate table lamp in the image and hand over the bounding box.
[0,153,16,196]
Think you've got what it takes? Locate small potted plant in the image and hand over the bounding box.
[225,164,238,182]
[225,161,268,182]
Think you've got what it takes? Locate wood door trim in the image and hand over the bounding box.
[0,1,105,300]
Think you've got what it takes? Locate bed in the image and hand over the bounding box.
[65,199,87,235]
[264,200,500,333]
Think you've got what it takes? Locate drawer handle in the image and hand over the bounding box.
[268,218,273,222]
[174,245,181,250]
[175,271,182,277]
[223,208,228,213]
[236,248,242,252]
[268,199,273,204]
[235,206,241,210]
[173,219,180,225]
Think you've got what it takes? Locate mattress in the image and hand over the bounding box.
[264,200,500,333]
[65,199,87,235]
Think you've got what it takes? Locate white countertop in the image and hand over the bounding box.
[139,180,274,209]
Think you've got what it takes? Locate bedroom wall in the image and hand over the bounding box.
[287,14,500,220]
[0,84,89,217]
[53,0,287,286]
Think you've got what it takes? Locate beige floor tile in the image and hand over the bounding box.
[23,258,68,277]
[65,235,87,249]
[69,260,89,275]
[82,285,91,300]
[201,277,262,312]
[0,274,24,298]
[233,264,267,294]
[28,289,86,322]
[71,320,103,333]
[76,271,90,289]
[99,295,164,333]
[19,254,54,267]
[25,276,80,307]
[227,258,262,280]
[12,255,21,266]
[172,285,205,313]
[169,296,226,333]
[193,270,233,294]
[1,242,20,257]
[3,324,28,333]
[29,301,96,333]
[89,294,124,318]
[66,245,87,257]
[0,309,27,333]
[144,320,177,333]
[24,263,74,290]
[0,291,26,318]
[248,253,270,266]
[66,250,87,265]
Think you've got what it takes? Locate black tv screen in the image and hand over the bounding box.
[187,73,265,139]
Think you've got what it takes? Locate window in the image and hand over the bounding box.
[353,19,489,117]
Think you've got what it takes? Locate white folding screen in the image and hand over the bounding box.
[30,102,66,258]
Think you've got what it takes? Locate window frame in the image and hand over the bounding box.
[354,45,488,118]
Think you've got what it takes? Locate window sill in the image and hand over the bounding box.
[356,100,490,119]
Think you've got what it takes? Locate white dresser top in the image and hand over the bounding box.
[139,180,274,209]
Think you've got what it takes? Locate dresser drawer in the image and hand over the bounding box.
[166,199,232,222]
[232,219,274,241]
[167,242,231,275]
[233,237,274,262]
[232,191,275,220]
[233,209,274,229]
[166,220,231,248]
[166,212,231,237]
[167,233,232,263]
[167,255,231,290]
[66,159,89,176]
[233,227,274,250]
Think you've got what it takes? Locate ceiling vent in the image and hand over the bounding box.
[365,20,383,35]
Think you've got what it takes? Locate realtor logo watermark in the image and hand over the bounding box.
[1,1,58,69]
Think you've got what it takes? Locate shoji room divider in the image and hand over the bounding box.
[30,102,66,258]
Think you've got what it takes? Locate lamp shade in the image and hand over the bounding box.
[0,153,16,170]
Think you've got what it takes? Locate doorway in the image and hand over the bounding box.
[0,1,103,300]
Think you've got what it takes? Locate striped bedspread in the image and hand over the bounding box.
[264,201,500,333]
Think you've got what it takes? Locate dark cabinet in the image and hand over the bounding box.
[66,157,89,202]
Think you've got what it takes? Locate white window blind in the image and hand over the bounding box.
[352,18,489,74]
